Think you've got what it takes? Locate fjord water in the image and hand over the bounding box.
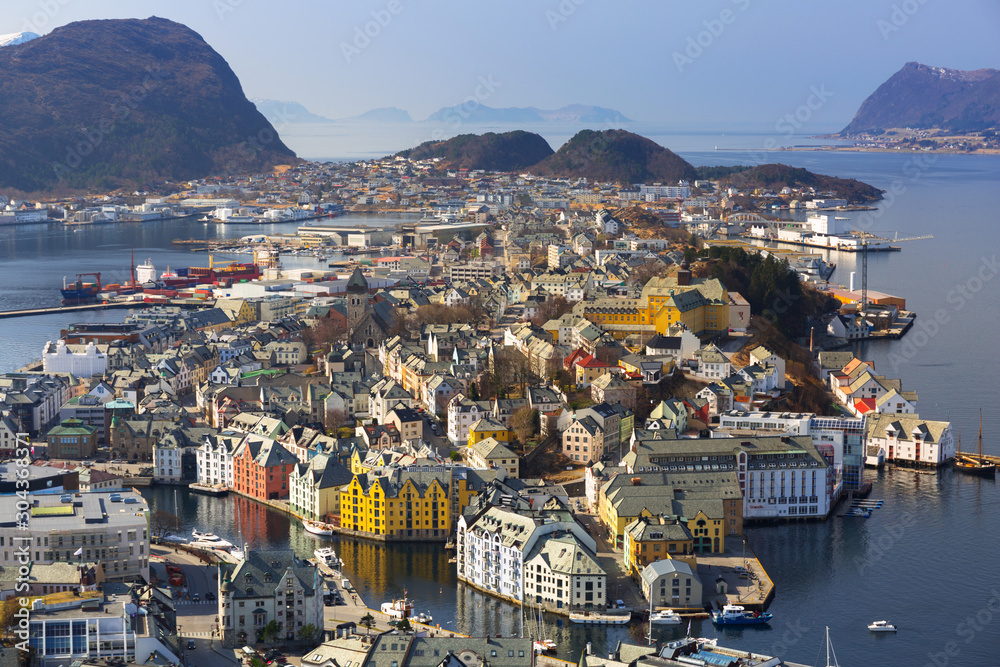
[2,145,999,665]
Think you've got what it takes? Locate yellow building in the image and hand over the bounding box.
[623,516,696,577]
[467,417,510,447]
[577,267,729,340]
[339,467,497,541]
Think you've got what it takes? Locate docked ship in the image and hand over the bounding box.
[61,273,102,302]
[711,604,772,626]
[160,255,261,288]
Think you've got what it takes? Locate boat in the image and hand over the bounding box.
[314,548,337,566]
[822,626,841,667]
[61,273,102,302]
[868,620,897,632]
[711,604,772,626]
[650,609,683,625]
[381,594,414,619]
[415,612,434,625]
[160,254,261,288]
[533,639,557,654]
[568,611,631,625]
[954,413,996,477]
[190,530,234,549]
[303,520,335,536]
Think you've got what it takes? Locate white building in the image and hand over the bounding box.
[196,433,239,487]
[865,413,954,467]
[0,491,150,582]
[447,393,492,446]
[456,504,604,610]
[42,340,108,377]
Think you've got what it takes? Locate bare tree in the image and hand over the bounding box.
[510,407,539,444]
[150,510,182,537]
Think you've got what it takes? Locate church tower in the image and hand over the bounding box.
[345,267,370,332]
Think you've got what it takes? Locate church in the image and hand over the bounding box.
[345,267,392,348]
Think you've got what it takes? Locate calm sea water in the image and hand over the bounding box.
[3,143,999,664]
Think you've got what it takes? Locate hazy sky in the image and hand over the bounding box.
[3,0,999,131]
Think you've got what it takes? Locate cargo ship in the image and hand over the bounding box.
[160,256,261,288]
[61,273,102,302]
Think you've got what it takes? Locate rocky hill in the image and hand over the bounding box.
[396,131,554,171]
[0,17,296,192]
[531,129,698,184]
[700,164,884,203]
[840,62,1000,135]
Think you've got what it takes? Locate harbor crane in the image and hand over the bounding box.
[855,230,933,316]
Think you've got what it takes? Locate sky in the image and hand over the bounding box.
[2,0,999,133]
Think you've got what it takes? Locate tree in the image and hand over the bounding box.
[0,598,20,640]
[260,620,283,648]
[530,296,571,326]
[298,623,320,644]
[324,408,348,432]
[510,407,539,444]
[359,613,376,635]
[396,617,413,633]
[311,317,348,350]
[150,510,182,537]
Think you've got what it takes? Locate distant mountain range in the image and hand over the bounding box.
[252,101,630,126]
[0,17,295,192]
[839,62,1000,135]
[424,103,630,124]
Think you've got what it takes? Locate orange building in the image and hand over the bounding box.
[232,436,299,500]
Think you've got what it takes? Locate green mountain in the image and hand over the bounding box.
[0,17,296,192]
[396,131,554,171]
[530,129,698,184]
[840,62,1000,135]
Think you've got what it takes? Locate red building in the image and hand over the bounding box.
[232,436,299,500]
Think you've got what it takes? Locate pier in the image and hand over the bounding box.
[0,300,146,319]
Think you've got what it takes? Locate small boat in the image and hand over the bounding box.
[415,612,434,624]
[314,548,337,566]
[650,609,683,625]
[381,593,414,619]
[868,620,897,632]
[303,520,335,536]
[711,604,772,626]
[533,639,557,654]
[954,414,996,477]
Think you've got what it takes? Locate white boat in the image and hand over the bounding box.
[314,548,337,566]
[415,612,434,625]
[381,594,414,619]
[303,520,335,536]
[650,609,683,625]
[533,639,557,654]
[868,620,897,632]
[190,530,233,549]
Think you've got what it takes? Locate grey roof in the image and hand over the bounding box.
[220,549,318,600]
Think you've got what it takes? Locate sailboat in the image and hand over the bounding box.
[954,411,996,477]
[531,603,557,654]
[823,627,840,667]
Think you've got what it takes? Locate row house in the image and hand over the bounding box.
[369,378,415,424]
[288,453,353,524]
[232,435,299,500]
[447,393,493,446]
[196,432,242,487]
